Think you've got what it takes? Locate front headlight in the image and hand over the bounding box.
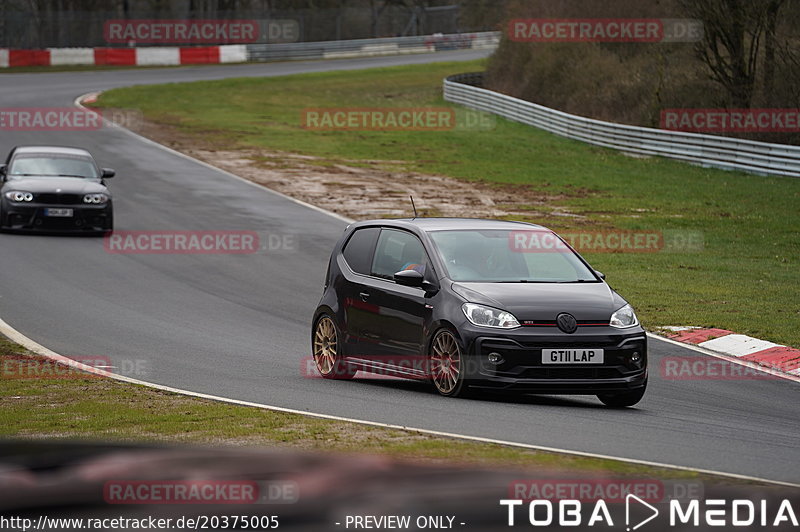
[462,303,520,329]
[83,193,109,204]
[610,304,639,328]
[4,191,33,202]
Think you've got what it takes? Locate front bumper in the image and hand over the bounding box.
[460,325,647,394]
[1,202,112,233]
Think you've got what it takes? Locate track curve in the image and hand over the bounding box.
[1,51,798,484]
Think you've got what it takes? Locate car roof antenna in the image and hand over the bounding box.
[410,196,419,219]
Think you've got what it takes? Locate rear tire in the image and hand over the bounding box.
[597,380,647,407]
[312,314,356,380]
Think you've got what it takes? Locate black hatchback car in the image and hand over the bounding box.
[312,218,648,406]
[0,146,115,234]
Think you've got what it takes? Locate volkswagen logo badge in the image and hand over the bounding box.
[556,313,578,334]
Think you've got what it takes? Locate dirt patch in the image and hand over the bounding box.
[111,111,584,223]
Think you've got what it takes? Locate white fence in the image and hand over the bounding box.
[444,73,800,178]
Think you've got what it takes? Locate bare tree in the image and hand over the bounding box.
[680,0,787,108]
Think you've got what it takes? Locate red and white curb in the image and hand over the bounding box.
[662,327,800,377]
[0,45,247,68]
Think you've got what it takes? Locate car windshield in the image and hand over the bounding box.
[8,154,98,179]
[429,229,598,283]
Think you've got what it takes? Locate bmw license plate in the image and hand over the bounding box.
[543,349,604,364]
[44,208,73,217]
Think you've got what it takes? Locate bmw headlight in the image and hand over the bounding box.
[4,191,33,202]
[462,303,520,329]
[83,193,109,204]
[610,304,639,328]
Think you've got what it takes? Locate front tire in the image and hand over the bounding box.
[429,329,471,398]
[597,380,647,408]
[312,314,355,380]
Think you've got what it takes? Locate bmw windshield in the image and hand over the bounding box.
[8,154,99,179]
[429,229,599,283]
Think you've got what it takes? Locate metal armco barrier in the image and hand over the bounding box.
[246,32,499,62]
[444,73,800,178]
[0,32,499,69]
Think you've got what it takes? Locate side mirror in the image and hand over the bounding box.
[394,269,425,288]
[101,168,116,178]
[595,271,606,280]
[0,164,6,179]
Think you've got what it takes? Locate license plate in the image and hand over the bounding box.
[543,349,604,364]
[44,208,73,217]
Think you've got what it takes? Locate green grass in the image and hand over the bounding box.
[1,336,707,480]
[94,59,800,347]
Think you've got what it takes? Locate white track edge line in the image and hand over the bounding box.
[2,317,798,489]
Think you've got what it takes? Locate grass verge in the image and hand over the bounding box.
[93,59,800,347]
[0,335,716,481]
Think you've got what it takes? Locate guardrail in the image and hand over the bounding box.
[444,73,800,178]
[0,32,499,69]
[247,32,499,62]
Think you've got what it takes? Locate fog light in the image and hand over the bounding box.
[487,352,504,365]
[630,352,641,364]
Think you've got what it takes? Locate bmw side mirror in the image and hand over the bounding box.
[101,168,116,178]
[596,270,606,280]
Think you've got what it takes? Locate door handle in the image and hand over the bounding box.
[359,292,370,301]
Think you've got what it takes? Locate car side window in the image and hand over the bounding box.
[371,229,429,281]
[342,227,380,275]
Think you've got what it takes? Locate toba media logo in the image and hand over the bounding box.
[500,479,797,529]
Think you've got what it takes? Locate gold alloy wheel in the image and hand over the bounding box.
[430,330,462,395]
[313,316,338,376]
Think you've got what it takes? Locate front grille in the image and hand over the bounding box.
[35,193,83,205]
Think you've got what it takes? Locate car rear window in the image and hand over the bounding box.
[342,227,380,275]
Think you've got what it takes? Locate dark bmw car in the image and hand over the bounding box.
[312,218,648,407]
[0,146,115,234]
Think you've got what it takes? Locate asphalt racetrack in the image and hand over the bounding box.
[1,50,798,485]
